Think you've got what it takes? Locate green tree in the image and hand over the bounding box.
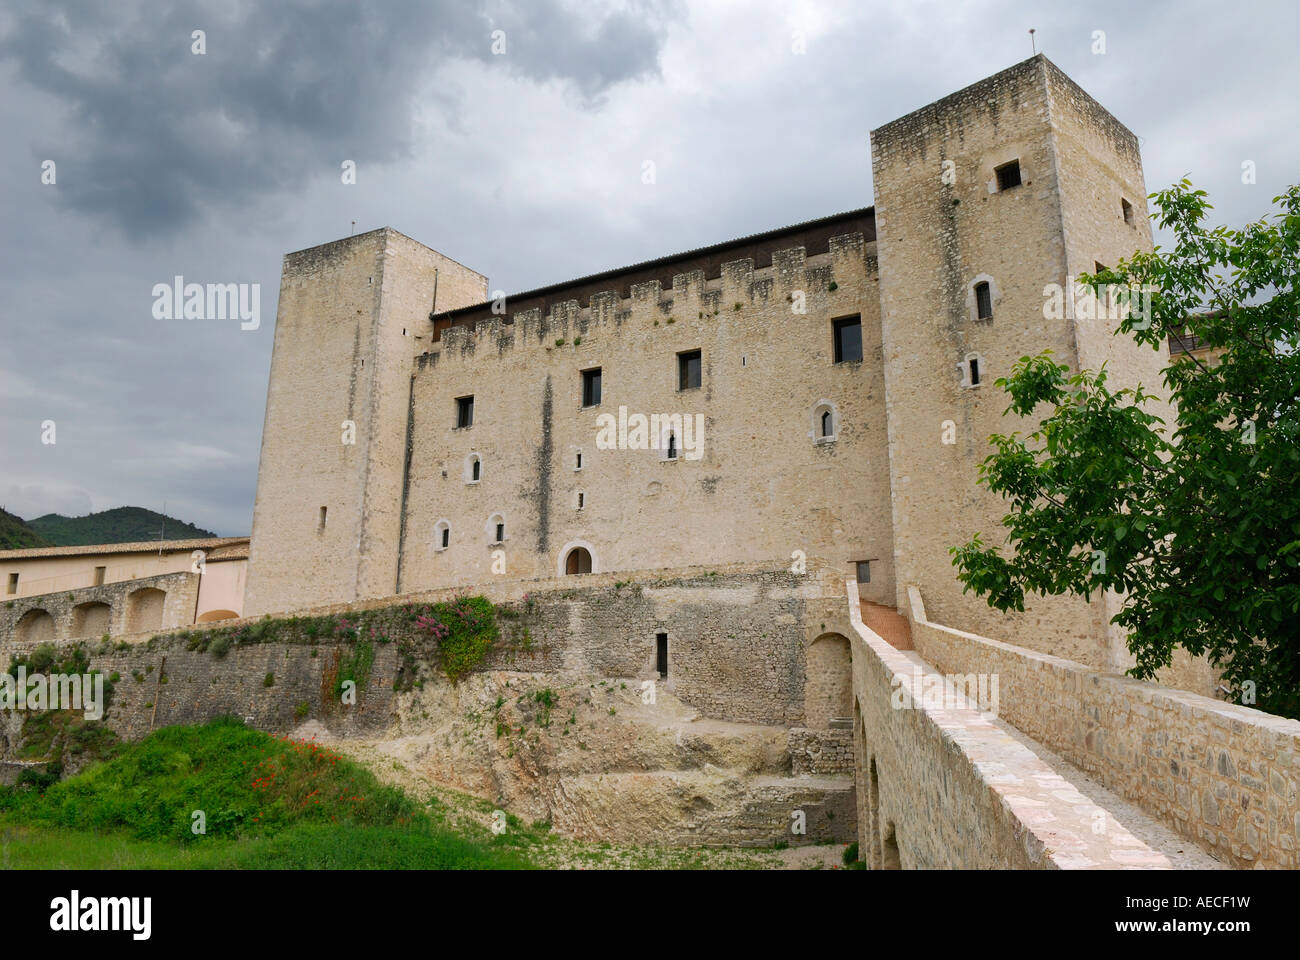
[952,181,1300,717]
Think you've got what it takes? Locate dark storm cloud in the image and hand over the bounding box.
[0,0,677,236]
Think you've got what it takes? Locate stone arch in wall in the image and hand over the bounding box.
[881,821,902,870]
[125,587,166,634]
[196,609,238,623]
[557,540,597,577]
[805,632,852,728]
[868,755,883,869]
[71,601,112,638]
[15,608,56,644]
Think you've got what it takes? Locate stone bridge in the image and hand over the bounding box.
[848,581,1300,869]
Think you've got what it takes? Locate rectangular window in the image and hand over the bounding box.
[969,357,981,386]
[975,282,992,321]
[318,506,327,531]
[495,522,504,543]
[441,527,449,549]
[678,350,702,390]
[856,561,871,584]
[995,159,1022,191]
[582,368,602,407]
[656,632,668,678]
[94,566,106,586]
[575,451,583,470]
[6,573,17,595]
[577,492,585,509]
[456,396,474,428]
[833,316,863,363]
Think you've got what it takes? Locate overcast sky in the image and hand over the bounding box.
[1,0,1295,536]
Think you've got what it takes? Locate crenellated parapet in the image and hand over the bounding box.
[422,232,876,369]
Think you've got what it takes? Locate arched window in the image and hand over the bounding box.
[974,281,992,320]
[434,520,451,551]
[666,432,678,460]
[811,400,838,443]
[465,453,481,484]
[486,513,506,544]
[564,546,593,575]
[960,353,985,388]
[472,459,481,481]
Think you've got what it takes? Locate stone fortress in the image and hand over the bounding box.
[3,56,1297,869]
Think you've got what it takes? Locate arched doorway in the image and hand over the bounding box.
[126,587,166,634]
[805,632,852,728]
[564,546,592,575]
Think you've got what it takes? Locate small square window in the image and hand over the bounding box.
[855,561,871,584]
[582,368,602,407]
[833,316,863,363]
[974,282,993,321]
[678,350,702,390]
[456,396,474,429]
[1121,197,1134,225]
[995,160,1022,191]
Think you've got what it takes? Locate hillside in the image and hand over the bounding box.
[26,506,217,546]
[0,507,51,549]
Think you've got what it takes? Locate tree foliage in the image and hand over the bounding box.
[952,181,1300,717]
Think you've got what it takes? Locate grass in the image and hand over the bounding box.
[0,716,530,869]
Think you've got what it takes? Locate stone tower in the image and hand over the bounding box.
[870,55,1166,668]
[243,228,487,616]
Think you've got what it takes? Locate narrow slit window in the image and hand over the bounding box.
[832,316,863,363]
[820,409,833,438]
[1122,197,1134,225]
[666,433,678,460]
[995,159,1021,191]
[974,281,992,320]
[969,357,981,386]
[656,633,668,678]
[575,451,583,470]
[495,522,505,542]
[441,526,450,549]
[318,506,327,531]
[472,459,481,482]
[577,492,585,509]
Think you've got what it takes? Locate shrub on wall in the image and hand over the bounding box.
[410,596,499,683]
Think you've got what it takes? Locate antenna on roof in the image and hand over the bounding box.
[1029,28,1036,55]
[351,220,356,236]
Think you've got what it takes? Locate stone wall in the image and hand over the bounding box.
[0,571,198,644]
[399,231,896,607]
[906,586,1300,869]
[789,727,853,776]
[848,581,1168,869]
